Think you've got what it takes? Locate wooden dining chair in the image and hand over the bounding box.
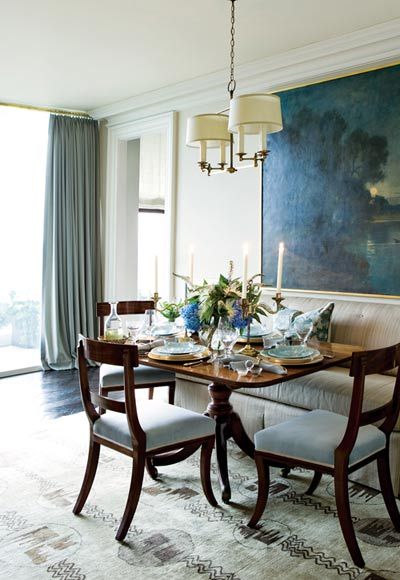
[73,337,217,541]
[97,300,175,404]
[248,343,400,568]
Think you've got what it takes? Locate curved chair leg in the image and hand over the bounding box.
[148,387,154,400]
[334,462,365,568]
[116,454,146,542]
[306,470,323,495]
[73,440,100,514]
[377,448,400,531]
[200,438,218,507]
[145,456,159,480]
[248,454,270,528]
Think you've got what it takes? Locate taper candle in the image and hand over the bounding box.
[276,242,284,295]
[242,244,248,299]
[154,255,159,294]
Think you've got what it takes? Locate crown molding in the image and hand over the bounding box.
[91,18,400,124]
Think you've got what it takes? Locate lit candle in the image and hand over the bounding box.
[189,247,194,284]
[154,255,159,294]
[276,242,284,295]
[242,244,248,299]
[200,141,207,163]
[238,125,244,154]
[220,141,226,165]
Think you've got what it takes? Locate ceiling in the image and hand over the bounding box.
[2,0,400,112]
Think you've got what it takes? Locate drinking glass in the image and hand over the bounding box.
[274,313,291,345]
[127,323,141,344]
[142,309,157,336]
[217,317,239,357]
[293,318,313,346]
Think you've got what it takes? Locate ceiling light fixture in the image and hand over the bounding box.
[186,0,283,176]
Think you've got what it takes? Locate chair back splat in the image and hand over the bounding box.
[97,300,154,337]
[74,336,217,542]
[248,343,400,568]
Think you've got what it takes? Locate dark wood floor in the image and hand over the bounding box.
[0,368,99,420]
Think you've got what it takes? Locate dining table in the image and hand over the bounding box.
[139,341,360,503]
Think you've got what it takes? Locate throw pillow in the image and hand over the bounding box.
[291,302,335,342]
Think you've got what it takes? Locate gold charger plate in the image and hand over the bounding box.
[147,348,211,363]
[236,336,264,344]
[260,353,324,366]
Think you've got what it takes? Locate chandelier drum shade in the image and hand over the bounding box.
[228,94,283,155]
[186,114,230,164]
[186,0,283,175]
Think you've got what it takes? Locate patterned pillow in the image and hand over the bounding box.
[272,307,303,333]
[291,302,335,342]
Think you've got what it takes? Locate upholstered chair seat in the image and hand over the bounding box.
[248,344,400,569]
[100,364,175,387]
[93,400,215,452]
[255,410,386,468]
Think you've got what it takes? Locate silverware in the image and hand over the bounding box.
[321,353,334,359]
[182,359,207,367]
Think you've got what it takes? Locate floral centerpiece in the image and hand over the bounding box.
[176,261,272,345]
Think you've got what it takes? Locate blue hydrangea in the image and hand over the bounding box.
[230,301,249,329]
[180,302,201,332]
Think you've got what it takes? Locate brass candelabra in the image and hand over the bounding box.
[238,298,259,357]
[152,292,160,308]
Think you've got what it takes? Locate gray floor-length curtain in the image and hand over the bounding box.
[41,114,102,370]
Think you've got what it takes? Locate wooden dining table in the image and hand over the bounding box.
[139,342,359,503]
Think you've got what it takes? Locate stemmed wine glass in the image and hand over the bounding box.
[217,317,239,358]
[293,318,313,346]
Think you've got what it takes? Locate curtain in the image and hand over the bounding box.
[41,115,101,370]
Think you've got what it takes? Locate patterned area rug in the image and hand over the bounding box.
[1,413,400,580]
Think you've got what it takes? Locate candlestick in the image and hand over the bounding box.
[238,125,244,154]
[154,255,159,294]
[238,297,258,357]
[242,244,248,299]
[220,142,226,165]
[200,141,207,163]
[276,242,284,295]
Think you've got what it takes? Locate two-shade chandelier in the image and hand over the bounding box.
[186,0,283,175]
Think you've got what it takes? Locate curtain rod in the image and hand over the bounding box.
[0,101,92,118]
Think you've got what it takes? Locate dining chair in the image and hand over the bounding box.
[73,337,217,541]
[97,300,175,404]
[248,343,400,568]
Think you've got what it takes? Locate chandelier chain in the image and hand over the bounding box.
[227,0,236,97]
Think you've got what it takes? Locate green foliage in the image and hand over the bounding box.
[174,262,273,327]
[158,300,184,322]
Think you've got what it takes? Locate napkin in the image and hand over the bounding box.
[137,339,164,353]
[259,361,287,375]
[219,354,287,375]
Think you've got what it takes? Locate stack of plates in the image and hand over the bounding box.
[237,324,268,344]
[151,324,180,338]
[260,345,323,366]
[148,342,210,362]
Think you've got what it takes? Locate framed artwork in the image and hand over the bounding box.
[262,64,400,297]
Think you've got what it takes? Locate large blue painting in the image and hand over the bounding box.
[262,64,400,296]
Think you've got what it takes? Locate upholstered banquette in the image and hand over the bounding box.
[174,295,400,494]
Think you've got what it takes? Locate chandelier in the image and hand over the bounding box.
[186,0,283,175]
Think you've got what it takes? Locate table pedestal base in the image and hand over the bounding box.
[207,382,254,503]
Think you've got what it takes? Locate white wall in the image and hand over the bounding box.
[174,102,261,296]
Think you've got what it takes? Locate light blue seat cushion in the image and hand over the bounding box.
[93,401,215,452]
[100,364,175,387]
[254,410,386,468]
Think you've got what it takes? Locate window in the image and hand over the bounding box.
[0,106,49,376]
[137,132,169,299]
